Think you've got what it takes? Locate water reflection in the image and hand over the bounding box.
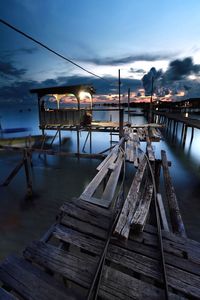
[0,105,200,261]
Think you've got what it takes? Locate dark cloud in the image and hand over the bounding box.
[0,60,27,78]
[0,47,38,59]
[0,74,141,103]
[142,67,162,96]
[81,53,175,66]
[129,68,146,74]
[164,57,200,81]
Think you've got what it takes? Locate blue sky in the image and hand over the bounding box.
[1,0,200,102]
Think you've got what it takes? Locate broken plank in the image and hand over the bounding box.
[161,150,186,237]
[101,152,124,205]
[131,176,154,232]
[114,157,147,239]
[79,153,118,201]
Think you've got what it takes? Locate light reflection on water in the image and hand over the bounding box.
[0,105,200,260]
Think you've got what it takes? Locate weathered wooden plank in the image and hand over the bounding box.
[132,224,200,264]
[60,213,108,240]
[24,241,96,288]
[0,288,18,300]
[79,153,118,201]
[53,224,200,280]
[80,195,111,208]
[131,176,154,232]
[100,266,186,300]
[96,138,124,171]
[0,255,79,300]
[63,197,113,218]
[114,157,147,239]
[161,150,186,237]
[96,150,118,171]
[60,199,111,229]
[157,193,170,231]
[52,224,104,255]
[101,152,123,205]
[107,244,200,298]
[144,128,155,161]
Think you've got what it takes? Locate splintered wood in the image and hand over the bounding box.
[114,157,154,239]
[125,126,157,165]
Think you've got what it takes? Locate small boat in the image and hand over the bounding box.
[1,127,29,133]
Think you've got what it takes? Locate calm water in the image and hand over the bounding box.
[1,104,200,260]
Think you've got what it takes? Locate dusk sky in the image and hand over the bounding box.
[1,0,200,103]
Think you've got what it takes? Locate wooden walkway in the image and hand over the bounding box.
[1,126,200,300]
[155,111,200,130]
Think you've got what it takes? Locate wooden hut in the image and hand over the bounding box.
[30,84,95,130]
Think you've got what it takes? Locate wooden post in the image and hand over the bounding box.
[77,127,80,157]
[23,149,32,198]
[59,128,61,150]
[89,130,92,154]
[118,69,121,107]
[128,88,130,123]
[190,127,194,144]
[182,125,188,148]
[119,108,124,139]
[149,76,154,124]
[161,150,186,237]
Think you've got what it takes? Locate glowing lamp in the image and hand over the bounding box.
[79,91,92,100]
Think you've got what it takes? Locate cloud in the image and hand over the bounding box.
[81,53,175,66]
[164,57,200,81]
[142,67,162,96]
[129,68,146,74]
[1,47,38,59]
[0,60,27,78]
[0,74,141,103]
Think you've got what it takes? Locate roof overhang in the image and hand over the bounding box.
[30,84,95,98]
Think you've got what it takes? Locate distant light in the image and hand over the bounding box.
[79,91,91,100]
[185,112,188,118]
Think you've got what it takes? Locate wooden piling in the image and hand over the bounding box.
[161,150,186,237]
[23,149,32,198]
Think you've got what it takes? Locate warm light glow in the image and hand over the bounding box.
[79,91,92,101]
[176,91,185,97]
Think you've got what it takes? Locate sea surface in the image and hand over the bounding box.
[1,103,200,260]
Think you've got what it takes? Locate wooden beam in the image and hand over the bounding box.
[161,150,186,237]
[156,193,170,232]
[114,157,147,239]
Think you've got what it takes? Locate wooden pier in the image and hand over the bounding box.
[1,127,200,300]
[154,111,200,147]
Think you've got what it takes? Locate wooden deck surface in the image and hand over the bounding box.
[1,126,200,299]
[0,197,200,299]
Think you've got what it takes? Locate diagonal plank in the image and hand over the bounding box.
[101,152,124,206]
[114,157,147,239]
